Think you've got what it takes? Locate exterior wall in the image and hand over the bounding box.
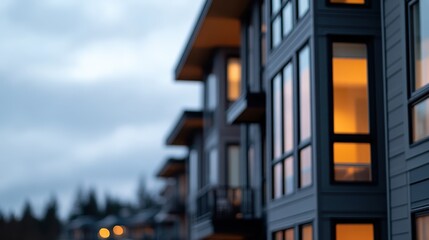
[382,0,429,239]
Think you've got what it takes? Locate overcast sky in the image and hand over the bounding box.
[0,0,203,218]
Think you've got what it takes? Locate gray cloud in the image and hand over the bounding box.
[0,0,203,218]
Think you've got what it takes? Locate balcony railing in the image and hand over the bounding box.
[196,186,254,221]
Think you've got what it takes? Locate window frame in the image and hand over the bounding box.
[270,0,295,50]
[226,143,241,188]
[327,36,378,185]
[407,0,429,146]
[271,43,313,200]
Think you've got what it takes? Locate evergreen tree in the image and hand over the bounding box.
[20,201,42,240]
[69,187,85,220]
[82,189,100,217]
[103,195,122,217]
[41,197,62,240]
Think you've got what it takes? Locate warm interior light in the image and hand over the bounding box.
[333,43,369,134]
[227,58,241,101]
[336,224,374,240]
[334,143,371,181]
[99,228,110,239]
[330,0,365,4]
[113,225,124,236]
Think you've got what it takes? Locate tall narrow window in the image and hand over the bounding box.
[227,58,241,102]
[283,63,294,152]
[416,213,429,240]
[410,0,429,143]
[300,146,312,188]
[285,228,295,240]
[273,74,283,159]
[299,46,311,141]
[209,149,218,185]
[228,145,240,187]
[336,223,374,240]
[332,42,372,182]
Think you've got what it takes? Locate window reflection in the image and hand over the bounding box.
[413,97,429,142]
[412,0,429,90]
[334,143,371,182]
[273,74,283,158]
[333,43,369,134]
[298,0,309,18]
[300,146,312,188]
[274,163,283,199]
[299,46,311,141]
[228,145,240,187]
[272,16,282,48]
[283,2,293,37]
[284,157,294,195]
[283,63,294,152]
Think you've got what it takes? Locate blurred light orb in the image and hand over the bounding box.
[99,228,110,239]
[113,225,125,236]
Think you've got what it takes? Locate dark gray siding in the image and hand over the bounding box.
[381,0,429,239]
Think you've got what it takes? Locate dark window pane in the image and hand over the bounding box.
[334,143,371,182]
[274,163,283,199]
[412,1,429,90]
[228,145,240,187]
[273,74,282,158]
[299,46,311,141]
[284,157,294,195]
[283,63,294,152]
[413,97,429,142]
[300,146,312,188]
[333,43,369,134]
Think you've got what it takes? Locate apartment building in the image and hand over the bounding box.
[165,0,429,239]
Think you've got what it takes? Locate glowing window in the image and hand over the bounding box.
[334,143,371,182]
[227,58,241,102]
[336,224,374,240]
[285,228,295,240]
[333,43,369,134]
[330,0,366,4]
[301,224,313,240]
[416,214,429,240]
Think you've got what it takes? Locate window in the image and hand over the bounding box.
[227,145,240,187]
[415,213,429,240]
[298,0,309,18]
[409,0,429,143]
[270,0,294,49]
[227,58,241,102]
[336,223,374,240]
[271,44,312,199]
[208,149,218,185]
[330,0,365,4]
[273,227,295,240]
[331,42,372,182]
[301,224,313,240]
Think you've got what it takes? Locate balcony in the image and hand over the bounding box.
[192,186,263,239]
[196,186,254,221]
[226,92,265,125]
